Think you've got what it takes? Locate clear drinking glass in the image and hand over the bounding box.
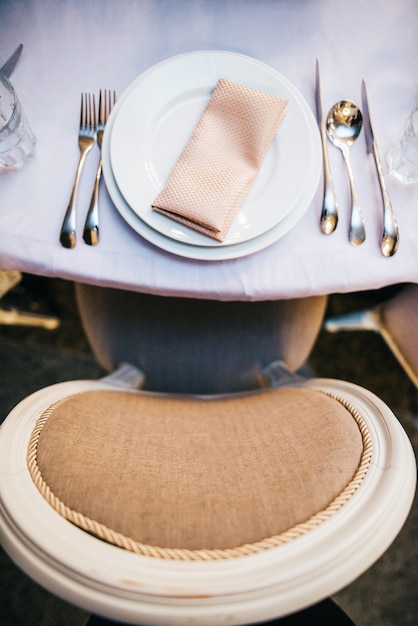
[387,102,418,185]
[0,72,36,169]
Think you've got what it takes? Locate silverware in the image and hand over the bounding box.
[83,89,116,245]
[0,43,23,78]
[361,80,399,257]
[60,93,96,249]
[315,59,338,234]
[326,100,366,246]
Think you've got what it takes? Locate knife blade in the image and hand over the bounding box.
[361,79,399,256]
[0,43,23,78]
[361,79,376,156]
[314,57,323,125]
[315,58,338,234]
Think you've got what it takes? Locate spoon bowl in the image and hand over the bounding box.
[326,100,366,245]
[327,100,363,144]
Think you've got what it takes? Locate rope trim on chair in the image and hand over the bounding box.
[27,389,372,561]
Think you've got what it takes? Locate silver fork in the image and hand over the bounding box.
[83,89,116,245]
[60,93,97,249]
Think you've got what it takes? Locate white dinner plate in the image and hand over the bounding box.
[108,51,317,248]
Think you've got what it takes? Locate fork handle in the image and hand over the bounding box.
[83,159,102,246]
[60,148,90,248]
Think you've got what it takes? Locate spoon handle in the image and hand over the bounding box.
[341,148,366,246]
[320,127,338,234]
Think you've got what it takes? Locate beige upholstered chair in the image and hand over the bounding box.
[324,284,418,389]
[0,286,415,625]
[74,284,328,393]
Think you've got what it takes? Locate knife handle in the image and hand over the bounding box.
[320,127,338,234]
[373,146,399,256]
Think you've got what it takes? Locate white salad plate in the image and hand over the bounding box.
[102,51,321,260]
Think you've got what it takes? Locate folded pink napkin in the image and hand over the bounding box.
[152,78,288,241]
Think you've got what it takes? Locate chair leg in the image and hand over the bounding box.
[0,272,60,330]
[324,310,380,333]
[0,306,60,329]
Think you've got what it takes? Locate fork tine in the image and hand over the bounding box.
[101,89,107,124]
[103,89,110,124]
[79,93,84,129]
[98,90,103,126]
[82,92,89,129]
[85,93,89,128]
[87,93,92,129]
[93,93,97,129]
[88,93,95,130]
[83,92,90,130]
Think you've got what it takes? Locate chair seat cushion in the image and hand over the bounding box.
[28,386,370,560]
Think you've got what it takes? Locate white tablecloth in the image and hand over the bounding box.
[1,0,417,301]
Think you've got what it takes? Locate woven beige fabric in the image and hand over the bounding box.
[152,78,288,241]
[32,387,365,555]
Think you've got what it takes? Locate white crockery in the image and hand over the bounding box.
[102,51,321,260]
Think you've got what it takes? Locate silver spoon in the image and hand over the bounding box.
[326,100,366,245]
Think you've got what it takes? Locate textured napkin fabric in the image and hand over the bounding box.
[152,78,288,241]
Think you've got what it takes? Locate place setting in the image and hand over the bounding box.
[2,44,412,263]
[51,50,412,261]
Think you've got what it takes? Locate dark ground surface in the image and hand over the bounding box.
[0,276,416,626]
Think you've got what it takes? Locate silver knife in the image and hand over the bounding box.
[315,58,338,234]
[0,43,23,78]
[361,79,399,257]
